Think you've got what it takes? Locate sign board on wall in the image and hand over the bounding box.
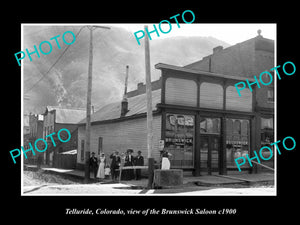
[159,140,165,150]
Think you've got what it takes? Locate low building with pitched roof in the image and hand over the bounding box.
[77,86,162,170]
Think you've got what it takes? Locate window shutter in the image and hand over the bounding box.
[165,77,197,107]
[226,86,252,112]
[200,82,223,109]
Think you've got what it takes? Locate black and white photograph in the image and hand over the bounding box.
[3,3,299,221]
[20,23,277,196]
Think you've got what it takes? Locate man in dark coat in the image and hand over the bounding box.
[37,153,43,169]
[134,151,144,180]
[89,152,98,179]
[122,149,135,180]
[110,151,121,181]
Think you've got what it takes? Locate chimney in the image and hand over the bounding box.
[121,99,128,117]
[121,65,129,117]
[137,82,144,89]
[137,82,145,95]
[213,46,223,54]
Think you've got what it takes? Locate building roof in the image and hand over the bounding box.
[79,89,161,125]
[44,106,87,124]
[155,63,256,82]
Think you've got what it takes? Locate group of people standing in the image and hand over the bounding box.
[89,149,144,181]
[89,148,172,182]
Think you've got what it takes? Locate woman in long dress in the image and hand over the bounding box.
[161,149,171,170]
[97,153,106,180]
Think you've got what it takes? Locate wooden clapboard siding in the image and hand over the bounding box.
[226,86,252,112]
[77,115,162,165]
[200,82,223,109]
[165,77,197,107]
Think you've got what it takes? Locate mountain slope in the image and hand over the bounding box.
[23,25,230,114]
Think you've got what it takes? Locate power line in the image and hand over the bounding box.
[24,26,85,94]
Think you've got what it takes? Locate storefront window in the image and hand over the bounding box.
[226,118,250,168]
[261,117,274,147]
[200,118,220,134]
[267,88,274,102]
[261,117,273,130]
[165,113,195,168]
[260,117,274,165]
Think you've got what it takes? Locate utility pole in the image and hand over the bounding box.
[144,25,155,189]
[84,25,110,183]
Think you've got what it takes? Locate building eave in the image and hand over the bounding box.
[77,109,161,127]
[155,63,256,82]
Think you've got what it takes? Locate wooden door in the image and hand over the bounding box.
[200,135,220,175]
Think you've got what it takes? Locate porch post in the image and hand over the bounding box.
[220,116,227,175]
[194,113,201,176]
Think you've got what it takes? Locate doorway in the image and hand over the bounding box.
[199,117,221,175]
[200,135,220,175]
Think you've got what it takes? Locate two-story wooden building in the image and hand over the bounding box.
[42,106,86,166]
[25,113,44,164]
[77,33,274,175]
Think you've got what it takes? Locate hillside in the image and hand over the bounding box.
[23,25,230,114]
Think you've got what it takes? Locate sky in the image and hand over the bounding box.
[22,23,276,47]
[105,23,276,45]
